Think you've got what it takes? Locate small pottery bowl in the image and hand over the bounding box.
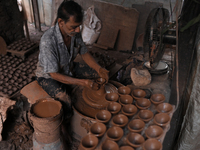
[127,132,145,148]
[128,119,145,133]
[131,89,146,100]
[111,114,129,128]
[138,110,154,122]
[105,93,119,102]
[106,126,124,141]
[90,122,106,137]
[145,125,163,139]
[95,110,112,124]
[119,95,133,106]
[96,77,106,85]
[135,98,151,109]
[120,146,134,150]
[121,104,137,117]
[101,139,119,150]
[154,113,170,127]
[142,138,162,150]
[150,94,165,105]
[156,103,173,114]
[80,134,98,150]
[118,86,131,95]
[107,102,121,115]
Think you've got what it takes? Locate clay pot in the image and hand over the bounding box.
[145,125,163,139]
[138,110,154,122]
[119,146,134,150]
[131,89,146,100]
[128,119,145,133]
[96,77,106,85]
[80,134,99,150]
[121,104,137,117]
[119,95,133,105]
[118,86,131,95]
[107,102,121,115]
[101,139,119,150]
[90,122,106,137]
[127,132,145,148]
[150,94,165,105]
[142,138,162,150]
[154,113,170,127]
[106,126,124,141]
[105,93,119,102]
[111,114,129,128]
[95,110,112,124]
[135,98,151,110]
[156,103,173,114]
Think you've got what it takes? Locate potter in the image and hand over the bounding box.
[35,1,109,120]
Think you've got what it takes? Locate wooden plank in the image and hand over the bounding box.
[31,0,41,31]
[75,0,139,51]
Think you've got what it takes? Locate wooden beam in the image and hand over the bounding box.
[31,0,41,31]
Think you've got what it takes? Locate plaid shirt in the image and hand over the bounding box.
[35,23,87,78]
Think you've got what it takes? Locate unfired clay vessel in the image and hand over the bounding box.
[128,119,145,133]
[121,104,137,117]
[119,95,133,105]
[111,114,129,128]
[145,125,163,139]
[142,138,162,150]
[80,134,99,150]
[153,113,170,127]
[135,98,151,109]
[119,146,134,150]
[90,122,106,137]
[150,94,165,105]
[156,103,173,114]
[118,86,131,95]
[131,89,146,100]
[107,102,121,115]
[101,139,119,150]
[95,110,111,124]
[105,93,119,102]
[138,110,154,122]
[106,126,124,141]
[127,132,145,148]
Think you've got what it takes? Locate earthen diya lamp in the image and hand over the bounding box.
[95,110,112,124]
[127,132,145,148]
[128,119,145,133]
[135,98,151,110]
[107,102,121,115]
[131,89,146,100]
[79,134,98,150]
[150,94,165,105]
[101,139,119,150]
[105,93,119,102]
[118,86,131,95]
[119,146,134,150]
[106,126,124,141]
[111,114,129,128]
[156,103,173,114]
[90,122,106,137]
[121,104,137,117]
[153,113,170,127]
[138,110,154,123]
[119,95,133,106]
[145,125,163,139]
[142,138,162,150]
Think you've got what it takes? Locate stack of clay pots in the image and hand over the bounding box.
[79,86,174,150]
[7,38,36,52]
[0,54,38,97]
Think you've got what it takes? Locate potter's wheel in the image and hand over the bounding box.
[73,83,118,118]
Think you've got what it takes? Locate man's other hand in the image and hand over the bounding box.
[98,68,109,83]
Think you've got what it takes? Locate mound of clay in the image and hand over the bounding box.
[130,68,151,87]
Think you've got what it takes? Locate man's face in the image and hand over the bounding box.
[60,16,82,37]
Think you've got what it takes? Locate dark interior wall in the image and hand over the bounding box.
[0,0,24,45]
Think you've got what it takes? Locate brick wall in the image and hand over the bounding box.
[0,0,24,45]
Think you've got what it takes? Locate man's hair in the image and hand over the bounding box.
[56,1,83,23]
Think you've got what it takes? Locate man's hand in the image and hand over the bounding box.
[84,79,99,90]
[98,68,109,83]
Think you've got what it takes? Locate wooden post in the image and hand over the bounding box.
[31,0,41,31]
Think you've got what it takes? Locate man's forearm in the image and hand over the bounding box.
[81,52,101,74]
